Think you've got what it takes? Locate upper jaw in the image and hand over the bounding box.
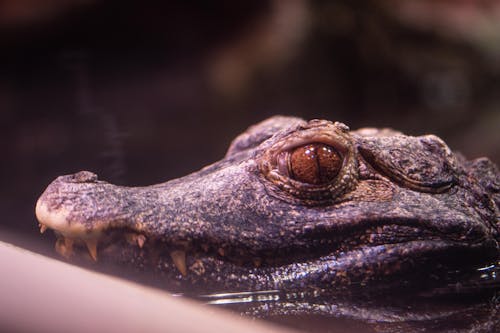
[35,170,489,254]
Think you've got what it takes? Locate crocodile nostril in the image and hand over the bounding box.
[70,171,98,183]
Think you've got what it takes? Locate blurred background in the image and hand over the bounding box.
[1,0,500,253]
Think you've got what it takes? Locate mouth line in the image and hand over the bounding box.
[40,221,473,278]
[39,218,498,297]
[36,197,492,279]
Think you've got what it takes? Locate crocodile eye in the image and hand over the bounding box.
[278,143,342,184]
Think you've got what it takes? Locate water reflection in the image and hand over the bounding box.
[196,262,499,333]
[201,290,281,305]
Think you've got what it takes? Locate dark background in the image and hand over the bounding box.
[1,0,499,254]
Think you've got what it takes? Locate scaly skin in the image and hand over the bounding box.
[35,116,499,294]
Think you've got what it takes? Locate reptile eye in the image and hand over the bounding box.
[278,143,342,184]
[260,121,357,203]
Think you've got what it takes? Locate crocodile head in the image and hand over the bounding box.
[35,116,499,293]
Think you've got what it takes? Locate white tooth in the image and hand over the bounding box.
[137,235,146,248]
[39,224,48,234]
[170,250,187,276]
[85,239,98,261]
[125,233,147,248]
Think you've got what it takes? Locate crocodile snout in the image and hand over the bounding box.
[35,171,122,260]
[35,171,108,239]
[35,188,88,238]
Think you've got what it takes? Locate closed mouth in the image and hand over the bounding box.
[36,194,496,287]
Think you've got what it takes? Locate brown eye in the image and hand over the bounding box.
[281,143,342,184]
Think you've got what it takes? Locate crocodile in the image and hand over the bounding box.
[35,116,499,296]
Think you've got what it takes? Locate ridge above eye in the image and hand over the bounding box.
[278,143,342,185]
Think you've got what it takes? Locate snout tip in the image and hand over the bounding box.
[35,196,69,234]
[35,191,87,238]
[35,171,98,232]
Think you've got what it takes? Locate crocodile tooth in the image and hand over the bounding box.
[170,250,187,276]
[136,234,146,248]
[55,237,74,258]
[39,223,47,234]
[84,239,98,261]
[125,233,147,248]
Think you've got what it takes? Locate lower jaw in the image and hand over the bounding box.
[52,235,498,295]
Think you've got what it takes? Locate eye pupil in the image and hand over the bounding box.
[289,143,342,184]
